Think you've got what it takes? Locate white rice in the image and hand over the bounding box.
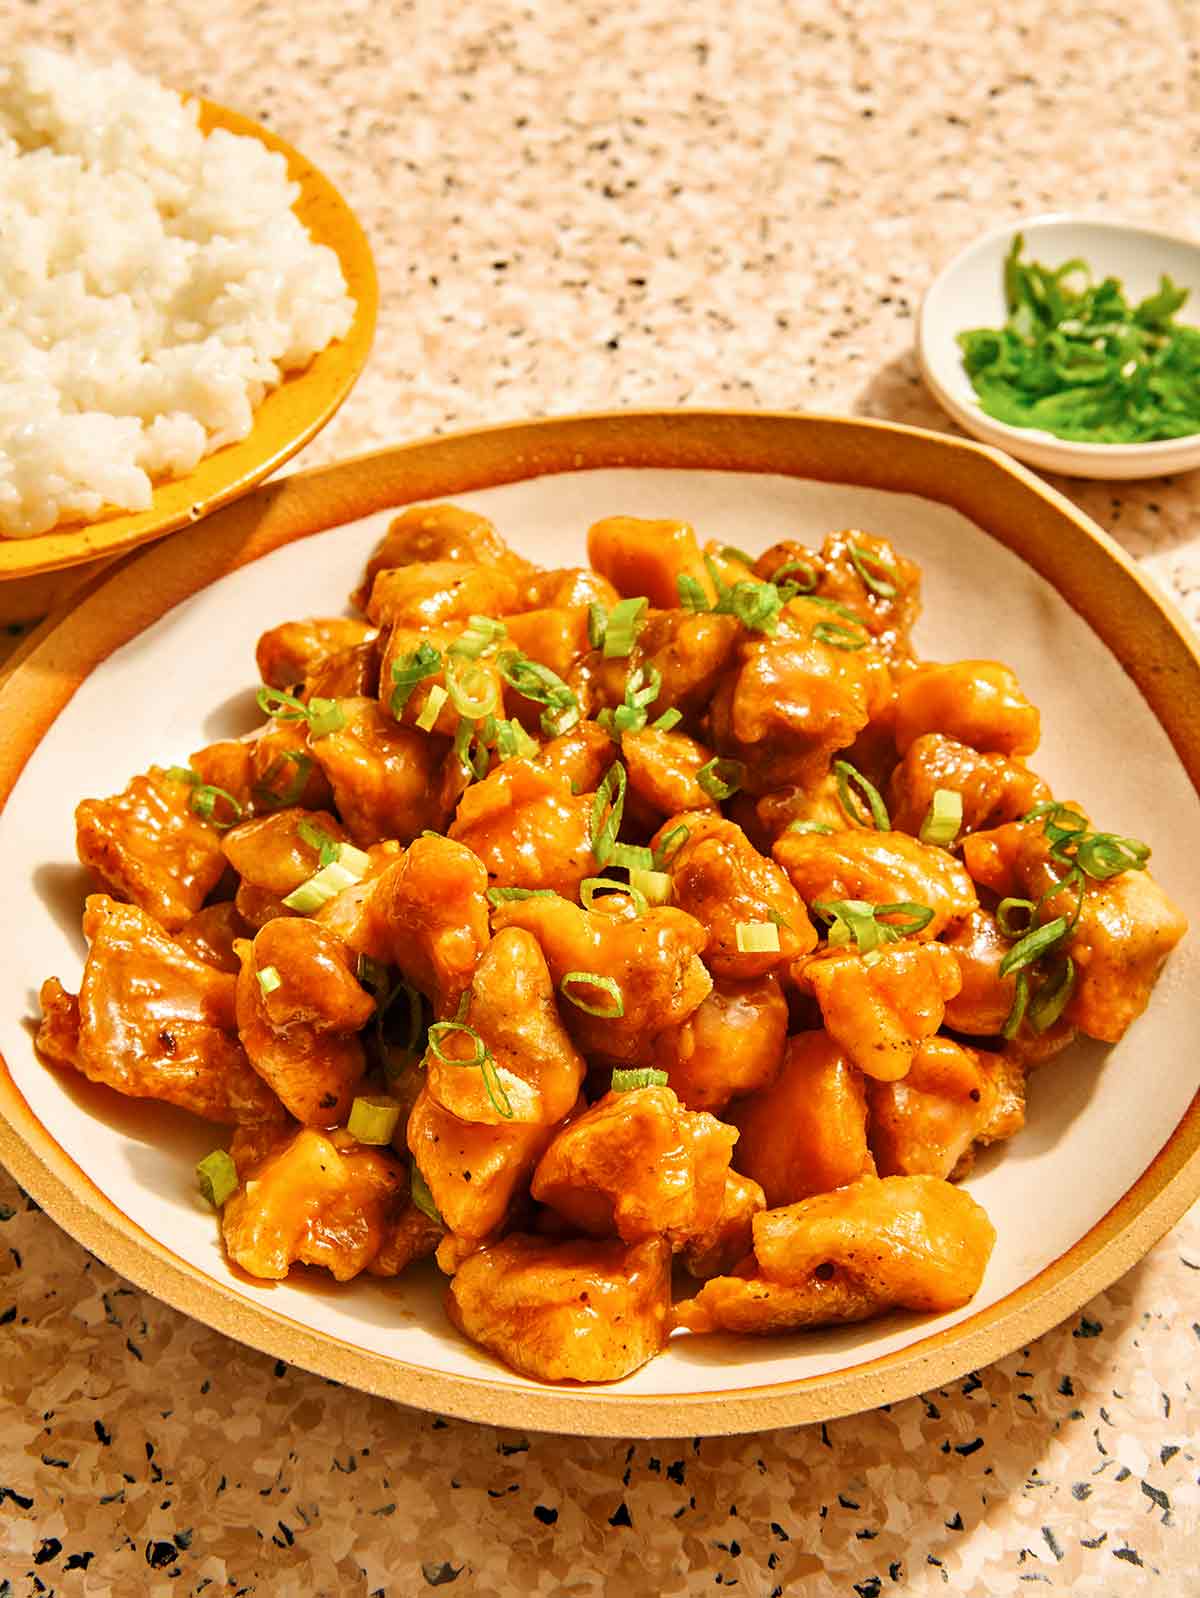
[0,48,355,537]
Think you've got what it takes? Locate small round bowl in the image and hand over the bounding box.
[918,214,1200,479]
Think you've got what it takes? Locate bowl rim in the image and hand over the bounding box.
[1,406,1198,1438]
[917,210,1200,460]
[0,95,378,578]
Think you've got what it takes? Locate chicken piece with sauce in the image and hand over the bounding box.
[351,502,533,612]
[255,616,376,691]
[447,757,600,897]
[894,661,1040,758]
[654,972,788,1114]
[867,1037,1026,1181]
[221,807,351,929]
[753,529,922,663]
[774,826,977,940]
[363,834,491,1017]
[308,696,450,847]
[889,732,1050,837]
[674,1175,996,1335]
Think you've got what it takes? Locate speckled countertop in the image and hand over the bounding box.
[2,0,1198,1592]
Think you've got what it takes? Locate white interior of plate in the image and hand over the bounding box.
[3,466,1198,1400]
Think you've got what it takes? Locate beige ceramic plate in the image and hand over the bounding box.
[1,411,1198,1438]
[0,98,377,620]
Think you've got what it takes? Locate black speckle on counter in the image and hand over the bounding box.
[1160,1444,1180,1465]
[1141,1481,1171,1520]
[533,1504,557,1525]
[1058,1375,1074,1396]
[1074,1316,1103,1338]
[1071,1482,1091,1500]
[837,1494,860,1510]
[144,1540,176,1569]
[770,1522,789,1541]
[853,1580,882,1598]
[32,1539,61,1566]
[421,1561,463,1586]
[1113,1546,1144,1566]
[63,1552,93,1572]
[945,1512,963,1530]
[0,1486,33,1510]
[1041,1527,1063,1562]
[608,1501,633,1528]
[93,1420,111,1445]
[955,1438,984,1457]
[666,1460,686,1485]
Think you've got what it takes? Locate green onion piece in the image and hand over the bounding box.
[494,717,538,759]
[735,920,781,954]
[652,707,683,733]
[676,574,710,612]
[196,1149,238,1208]
[190,784,243,830]
[347,1094,402,1145]
[919,787,963,847]
[770,557,819,598]
[449,615,507,661]
[590,761,628,867]
[720,544,756,567]
[580,876,648,914]
[1028,956,1076,1033]
[603,597,649,659]
[849,542,899,598]
[611,1066,669,1092]
[427,1018,488,1069]
[996,897,1036,937]
[726,580,783,635]
[834,760,891,831]
[390,641,443,716]
[165,764,199,785]
[608,841,656,873]
[999,915,1070,978]
[254,751,313,810]
[875,901,935,937]
[415,683,448,732]
[296,819,341,868]
[498,652,579,729]
[1075,831,1151,880]
[478,1053,514,1119]
[445,656,500,720]
[486,886,560,906]
[255,684,308,722]
[652,822,690,869]
[696,756,745,801]
[812,898,884,954]
[629,867,673,905]
[305,697,345,739]
[1001,971,1030,1040]
[560,970,625,1018]
[453,717,492,781]
[786,819,835,835]
[587,603,608,650]
[410,1162,444,1226]
[281,845,369,912]
[612,663,662,736]
[813,620,868,651]
[766,908,792,930]
[256,964,282,996]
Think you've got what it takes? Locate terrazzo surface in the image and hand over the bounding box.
[1,0,1198,1591]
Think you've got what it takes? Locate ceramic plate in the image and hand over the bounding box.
[1,411,1197,1438]
[918,213,1200,479]
[0,98,377,616]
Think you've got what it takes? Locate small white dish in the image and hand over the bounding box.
[918,214,1200,479]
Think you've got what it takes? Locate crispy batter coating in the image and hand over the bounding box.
[446,1232,671,1382]
[655,973,788,1113]
[867,1036,1026,1180]
[674,1175,995,1334]
[535,721,616,794]
[448,758,600,896]
[352,503,530,612]
[730,1030,873,1206]
[940,907,1019,1035]
[407,1092,557,1245]
[894,661,1040,758]
[378,621,507,738]
[799,940,962,1082]
[75,767,228,933]
[587,515,714,611]
[681,1170,767,1280]
[520,568,621,609]
[255,617,375,690]
[366,560,520,630]
[365,835,491,1015]
[38,896,281,1124]
[174,901,252,975]
[621,726,719,819]
[889,733,1050,837]
[531,1085,736,1247]
[222,807,351,929]
[774,827,977,940]
[308,697,449,847]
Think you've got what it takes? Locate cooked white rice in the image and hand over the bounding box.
[0,48,355,538]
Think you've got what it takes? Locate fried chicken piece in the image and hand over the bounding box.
[894,661,1040,758]
[587,515,714,611]
[365,835,491,1016]
[255,617,375,690]
[519,568,620,609]
[889,733,1050,837]
[940,907,1019,1035]
[531,1085,736,1247]
[774,827,977,941]
[308,696,449,846]
[535,721,615,794]
[622,726,719,820]
[502,607,594,688]
[867,1037,1026,1179]
[681,1170,767,1281]
[447,758,600,897]
[37,896,281,1125]
[673,1175,995,1334]
[752,529,922,662]
[351,502,530,612]
[655,973,788,1113]
[221,807,351,929]
[75,767,228,933]
[366,561,520,630]
[799,940,962,1081]
[729,1030,874,1206]
[174,901,252,975]
[446,1232,671,1382]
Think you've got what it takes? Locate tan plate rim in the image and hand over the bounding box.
[1,407,1197,1438]
[0,96,378,580]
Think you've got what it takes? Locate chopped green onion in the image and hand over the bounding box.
[590,761,628,867]
[347,1094,402,1145]
[410,1162,444,1226]
[166,764,198,785]
[449,615,507,660]
[1028,956,1076,1033]
[415,683,449,731]
[608,841,655,873]
[297,819,341,867]
[804,594,873,624]
[919,787,963,847]
[581,876,648,914]
[603,597,649,659]
[999,915,1070,978]
[725,580,784,634]
[1001,971,1030,1040]
[875,901,935,937]
[766,908,792,930]
[425,1018,512,1122]
[282,844,369,912]
[254,751,313,810]
[560,970,625,1018]
[1074,831,1151,880]
[486,886,560,906]
[390,641,443,716]
[849,542,899,598]
[676,574,710,612]
[494,717,538,759]
[256,964,282,996]
[445,656,500,720]
[196,1149,238,1208]
[735,921,781,953]
[813,620,868,651]
[629,867,673,905]
[497,651,579,737]
[453,717,492,781]
[612,663,662,736]
[813,898,885,955]
[190,784,243,830]
[720,544,756,567]
[255,685,308,722]
[305,697,345,739]
[696,756,745,801]
[996,897,1036,938]
[652,707,683,733]
[834,760,891,831]
[770,557,819,598]
[652,822,690,869]
[587,603,608,650]
[611,1067,669,1091]
[786,819,835,835]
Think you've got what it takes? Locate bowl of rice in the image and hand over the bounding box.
[0,48,377,619]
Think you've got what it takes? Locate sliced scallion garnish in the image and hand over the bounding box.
[415,682,449,732]
[190,784,243,830]
[998,915,1070,978]
[676,573,710,612]
[196,1149,238,1208]
[445,656,499,720]
[786,819,835,835]
[486,886,560,906]
[813,620,868,651]
[611,1066,669,1091]
[652,822,690,869]
[720,544,755,567]
[253,751,312,811]
[848,542,899,598]
[256,964,282,996]
[834,760,890,831]
[347,1094,402,1145]
[1027,955,1076,1033]
[449,614,507,661]
[560,970,625,1018]
[996,897,1036,938]
[603,597,649,659]
[498,651,580,737]
[590,761,627,867]
[770,557,819,598]
[735,921,781,954]
[410,1162,444,1226]
[696,756,745,801]
[1001,971,1030,1040]
[493,717,538,760]
[652,707,683,733]
[607,841,656,873]
[580,876,648,914]
[811,897,933,953]
[919,787,963,847]
[296,819,341,868]
[281,844,369,912]
[390,641,443,717]
[612,663,662,736]
[628,867,673,905]
[587,602,608,650]
[255,684,345,740]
